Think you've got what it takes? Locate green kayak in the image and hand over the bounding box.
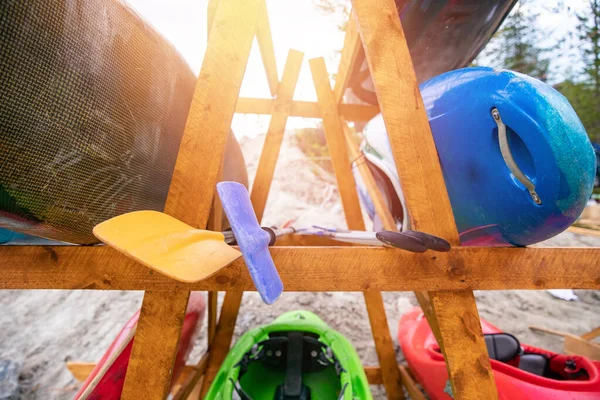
[205,310,372,399]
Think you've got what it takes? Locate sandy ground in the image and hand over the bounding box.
[1,131,599,399]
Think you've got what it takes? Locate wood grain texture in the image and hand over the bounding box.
[273,233,355,246]
[0,246,599,291]
[582,326,600,340]
[67,362,97,382]
[568,226,600,237]
[400,365,426,400]
[351,0,457,239]
[163,0,260,228]
[207,291,218,345]
[334,17,363,103]
[363,365,425,400]
[352,1,497,398]
[256,0,279,96]
[67,362,197,386]
[430,290,497,399]
[310,57,365,229]
[121,291,190,400]
[311,60,403,397]
[364,292,404,399]
[235,97,380,121]
[123,0,259,397]
[564,335,600,361]
[200,291,244,397]
[172,353,210,400]
[250,50,304,222]
[342,120,396,230]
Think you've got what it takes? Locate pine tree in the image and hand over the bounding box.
[478,1,552,81]
[561,0,600,143]
[578,0,600,95]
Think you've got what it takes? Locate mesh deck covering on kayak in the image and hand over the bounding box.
[0,0,196,244]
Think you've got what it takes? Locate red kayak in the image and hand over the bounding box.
[75,293,206,400]
[399,308,600,399]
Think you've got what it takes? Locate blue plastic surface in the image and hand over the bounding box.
[217,182,283,304]
[422,68,596,246]
[364,67,596,246]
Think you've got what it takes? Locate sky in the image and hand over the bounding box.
[126,0,345,137]
[125,0,591,137]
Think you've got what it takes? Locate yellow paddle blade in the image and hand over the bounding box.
[93,211,242,282]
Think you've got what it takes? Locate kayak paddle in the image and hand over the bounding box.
[301,226,450,252]
[93,211,242,283]
[217,181,284,305]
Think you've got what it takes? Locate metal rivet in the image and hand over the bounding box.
[275,350,282,357]
[492,108,500,120]
[311,350,318,358]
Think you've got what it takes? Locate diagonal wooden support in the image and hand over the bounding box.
[256,0,279,96]
[334,16,363,104]
[351,1,498,399]
[310,57,404,400]
[250,49,305,222]
[200,291,244,397]
[201,11,303,398]
[121,0,260,398]
[309,58,365,228]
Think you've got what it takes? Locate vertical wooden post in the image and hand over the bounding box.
[351,1,498,399]
[310,57,404,400]
[200,291,244,397]
[256,0,279,97]
[250,49,305,222]
[201,6,305,397]
[207,0,221,349]
[120,0,260,398]
[334,18,363,104]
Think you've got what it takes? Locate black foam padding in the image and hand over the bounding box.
[518,353,549,377]
[484,333,521,362]
[376,231,427,253]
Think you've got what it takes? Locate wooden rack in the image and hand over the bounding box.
[2,0,599,399]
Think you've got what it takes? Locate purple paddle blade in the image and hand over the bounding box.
[216,182,283,304]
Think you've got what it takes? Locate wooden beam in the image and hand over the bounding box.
[235,98,380,121]
[172,353,210,400]
[351,1,497,398]
[564,335,600,361]
[582,326,600,341]
[568,226,600,237]
[121,291,190,400]
[334,17,363,103]
[200,291,244,397]
[400,366,426,400]
[256,0,279,96]
[273,233,355,246]
[250,50,304,222]
[311,57,404,399]
[363,292,404,399]
[429,290,497,399]
[163,0,259,229]
[207,291,218,345]
[121,0,260,398]
[67,362,197,386]
[342,120,396,230]
[310,57,365,229]
[0,246,599,291]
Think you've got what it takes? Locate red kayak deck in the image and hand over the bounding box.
[399,308,600,399]
[75,293,206,400]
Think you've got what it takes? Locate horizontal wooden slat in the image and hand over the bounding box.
[0,246,598,291]
[364,365,383,384]
[235,97,380,121]
[67,362,197,386]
